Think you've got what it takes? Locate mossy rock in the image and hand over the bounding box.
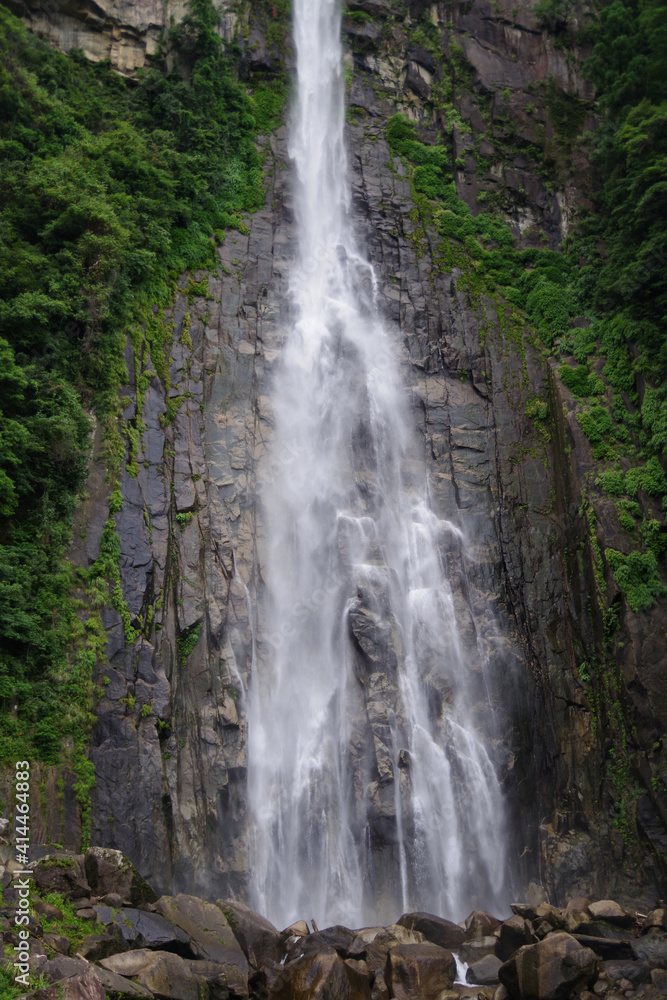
[32,854,90,900]
[84,847,158,906]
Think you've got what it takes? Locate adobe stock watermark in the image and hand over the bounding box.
[12,760,32,990]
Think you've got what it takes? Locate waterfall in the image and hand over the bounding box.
[246,0,509,930]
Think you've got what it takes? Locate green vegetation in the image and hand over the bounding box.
[0,0,272,773]
[177,621,203,661]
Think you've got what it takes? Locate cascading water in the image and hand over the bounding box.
[246,0,509,929]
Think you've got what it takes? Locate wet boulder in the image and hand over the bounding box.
[100,950,198,1000]
[459,935,497,965]
[499,932,598,1000]
[154,894,248,974]
[588,900,634,928]
[84,848,157,907]
[496,915,538,961]
[93,905,192,954]
[348,925,424,973]
[217,898,284,969]
[385,942,456,999]
[468,954,503,985]
[397,912,466,950]
[465,911,500,939]
[269,944,370,1000]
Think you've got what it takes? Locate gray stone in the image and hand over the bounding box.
[468,954,503,985]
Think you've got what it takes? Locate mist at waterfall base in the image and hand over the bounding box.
[246,0,510,930]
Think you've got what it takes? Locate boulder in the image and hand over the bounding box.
[511,904,540,922]
[385,942,456,999]
[642,909,667,933]
[28,969,106,1000]
[634,931,667,968]
[84,848,157,906]
[534,904,567,930]
[269,944,370,1000]
[190,958,247,999]
[77,932,128,962]
[499,932,598,1000]
[651,968,667,991]
[370,968,389,1000]
[602,959,650,985]
[93,965,154,997]
[32,856,90,901]
[100,949,198,1000]
[573,934,637,960]
[283,921,310,936]
[459,935,498,965]
[497,916,538,961]
[93,905,192,954]
[33,898,65,922]
[465,911,500,939]
[397,912,467,950]
[154,894,248,974]
[348,926,424,974]
[588,901,634,928]
[41,956,91,983]
[43,933,71,955]
[287,927,357,963]
[218,898,284,968]
[468,954,503,985]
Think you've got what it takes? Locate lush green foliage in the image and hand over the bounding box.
[386,115,578,344]
[0,0,266,769]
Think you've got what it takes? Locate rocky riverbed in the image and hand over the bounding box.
[1,847,666,1000]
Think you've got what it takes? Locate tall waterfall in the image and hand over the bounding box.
[246,0,509,929]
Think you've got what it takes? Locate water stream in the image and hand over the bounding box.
[246,0,509,930]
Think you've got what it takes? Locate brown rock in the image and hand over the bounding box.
[385,942,456,1000]
[468,954,503,985]
[93,965,154,998]
[77,932,127,962]
[154,894,248,974]
[651,968,667,991]
[33,898,65,922]
[100,950,198,1000]
[497,916,538,962]
[269,944,370,1000]
[29,969,106,1000]
[499,932,599,1000]
[397,912,467,950]
[43,933,71,955]
[283,920,310,937]
[32,856,91,901]
[642,909,667,933]
[460,936,498,965]
[218,898,283,969]
[588,901,634,928]
[84,848,157,907]
[466,911,501,939]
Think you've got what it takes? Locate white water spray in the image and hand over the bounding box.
[246,0,508,929]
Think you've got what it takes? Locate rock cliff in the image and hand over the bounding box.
[6,0,666,913]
